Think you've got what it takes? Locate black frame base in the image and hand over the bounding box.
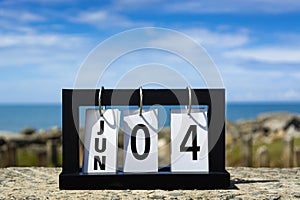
[60,170,230,190]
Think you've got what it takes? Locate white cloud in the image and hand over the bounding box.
[71,9,150,29]
[0,33,90,48]
[224,47,300,64]
[183,28,250,48]
[0,32,94,71]
[281,89,300,100]
[111,0,162,10]
[0,9,46,34]
[0,9,45,22]
[0,20,35,33]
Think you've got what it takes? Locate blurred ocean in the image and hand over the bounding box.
[0,102,300,132]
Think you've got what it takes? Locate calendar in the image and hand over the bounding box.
[59,88,230,189]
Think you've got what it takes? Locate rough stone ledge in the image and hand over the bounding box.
[0,167,299,199]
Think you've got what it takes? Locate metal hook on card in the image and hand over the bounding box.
[139,87,143,116]
[187,86,192,115]
[98,86,104,117]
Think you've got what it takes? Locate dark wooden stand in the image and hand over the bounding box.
[59,89,230,189]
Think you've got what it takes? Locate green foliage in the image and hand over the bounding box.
[226,137,300,167]
[226,141,242,166]
[17,148,37,166]
[252,139,283,167]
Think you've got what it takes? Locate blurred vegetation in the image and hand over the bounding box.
[226,137,300,167]
[17,148,37,166]
[16,148,62,167]
[11,136,300,168]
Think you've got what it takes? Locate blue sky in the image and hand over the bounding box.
[1,0,300,103]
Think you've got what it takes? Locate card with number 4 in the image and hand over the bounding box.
[171,109,209,173]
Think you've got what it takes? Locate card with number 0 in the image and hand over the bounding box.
[123,109,158,173]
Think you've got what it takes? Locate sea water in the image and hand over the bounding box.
[0,102,300,132]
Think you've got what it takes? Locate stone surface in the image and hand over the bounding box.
[0,167,299,199]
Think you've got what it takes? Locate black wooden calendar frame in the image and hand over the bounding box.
[59,89,230,189]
